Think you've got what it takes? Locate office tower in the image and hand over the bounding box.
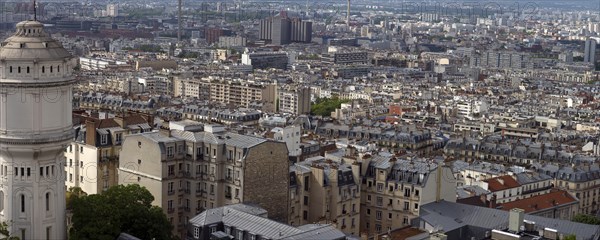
[259,15,312,45]
[0,20,76,239]
[272,16,291,45]
[106,4,118,17]
[585,39,597,63]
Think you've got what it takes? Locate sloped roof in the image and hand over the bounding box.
[485,175,520,192]
[497,190,578,214]
[419,201,600,240]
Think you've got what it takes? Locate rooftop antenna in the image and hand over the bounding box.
[33,0,37,21]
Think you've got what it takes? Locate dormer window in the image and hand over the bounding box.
[115,133,122,144]
[100,134,107,145]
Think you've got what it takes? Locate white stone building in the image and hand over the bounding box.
[0,20,77,239]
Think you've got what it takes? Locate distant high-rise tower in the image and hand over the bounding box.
[347,0,351,27]
[177,0,182,42]
[259,13,312,45]
[585,39,597,63]
[106,4,118,17]
[0,20,75,240]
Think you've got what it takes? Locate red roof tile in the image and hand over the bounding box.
[498,190,578,213]
[485,175,520,192]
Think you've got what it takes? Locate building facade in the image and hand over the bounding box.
[0,20,77,239]
[118,124,290,238]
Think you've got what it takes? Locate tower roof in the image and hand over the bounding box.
[0,20,72,61]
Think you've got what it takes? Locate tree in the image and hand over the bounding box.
[66,187,87,210]
[572,214,600,225]
[69,185,173,240]
[564,234,576,240]
[311,97,350,117]
[0,221,19,240]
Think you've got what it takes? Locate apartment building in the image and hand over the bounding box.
[289,156,361,235]
[359,154,457,236]
[241,52,289,70]
[278,87,311,115]
[209,79,277,111]
[117,123,290,238]
[65,112,153,194]
[539,164,600,215]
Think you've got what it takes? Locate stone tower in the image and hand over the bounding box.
[0,20,75,239]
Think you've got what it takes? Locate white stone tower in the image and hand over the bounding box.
[0,20,75,239]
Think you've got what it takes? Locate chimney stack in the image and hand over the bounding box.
[508,208,525,233]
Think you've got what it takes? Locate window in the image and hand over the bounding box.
[404,188,410,197]
[376,224,382,233]
[26,66,29,73]
[27,168,30,177]
[115,133,122,144]
[168,182,174,193]
[210,185,214,195]
[303,196,309,206]
[303,210,308,220]
[193,227,200,238]
[80,147,83,153]
[138,159,142,165]
[69,159,72,167]
[367,195,371,201]
[377,183,384,192]
[167,147,174,157]
[366,208,371,215]
[50,66,53,72]
[39,167,43,177]
[389,213,392,219]
[168,165,174,175]
[100,134,107,145]
[414,203,419,211]
[41,66,44,73]
[69,174,72,182]
[20,194,25,213]
[57,65,60,72]
[415,189,420,197]
[376,211,382,220]
[376,197,383,206]
[304,176,309,191]
[403,216,409,224]
[404,202,409,210]
[0,191,4,212]
[9,66,12,73]
[18,66,21,73]
[45,192,50,211]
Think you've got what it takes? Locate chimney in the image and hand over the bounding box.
[159,122,171,137]
[489,194,497,208]
[85,120,98,146]
[508,208,525,233]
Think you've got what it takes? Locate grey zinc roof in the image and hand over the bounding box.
[419,201,600,240]
[189,204,344,240]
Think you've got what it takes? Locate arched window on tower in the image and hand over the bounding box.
[26,66,30,73]
[20,194,25,213]
[57,65,60,72]
[50,66,53,73]
[45,192,50,211]
[0,191,4,212]
[42,66,45,73]
[18,67,21,73]
[9,66,12,73]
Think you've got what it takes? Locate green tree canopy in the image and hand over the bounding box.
[0,221,19,240]
[311,97,350,117]
[69,184,173,240]
[572,214,600,225]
